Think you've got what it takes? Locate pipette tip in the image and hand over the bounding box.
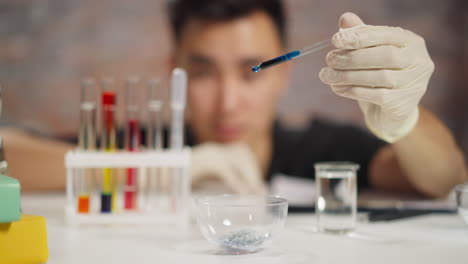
[251,65,260,73]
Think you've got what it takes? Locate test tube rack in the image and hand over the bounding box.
[64,148,191,227]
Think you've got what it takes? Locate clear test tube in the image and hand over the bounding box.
[124,77,141,210]
[145,79,164,210]
[0,84,3,118]
[147,79,163,151]
[100,78,118,213]
[77,78,97,213]
[0,84,8,176]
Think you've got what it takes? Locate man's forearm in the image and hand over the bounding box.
[1,128,74,191]
[391,107,467,197]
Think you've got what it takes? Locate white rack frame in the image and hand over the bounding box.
[64,148,191,227]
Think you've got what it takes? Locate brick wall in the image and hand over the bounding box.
[0,0,466,154]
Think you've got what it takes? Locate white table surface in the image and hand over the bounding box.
[22,193,468,264]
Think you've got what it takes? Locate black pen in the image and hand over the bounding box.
[366,209,456,222]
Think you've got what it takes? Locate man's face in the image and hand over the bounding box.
[175,11,290,145]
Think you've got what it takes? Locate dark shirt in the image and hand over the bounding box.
[265,119,386,189]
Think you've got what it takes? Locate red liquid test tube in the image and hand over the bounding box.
[124,77,141,210]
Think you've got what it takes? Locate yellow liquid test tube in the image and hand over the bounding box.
[100,79,118,213]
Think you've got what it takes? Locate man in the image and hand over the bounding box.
[2,0,466,196]
[170,0,466,197]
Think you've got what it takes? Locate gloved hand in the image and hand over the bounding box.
[191,142,265,194]
[319,12,434,143]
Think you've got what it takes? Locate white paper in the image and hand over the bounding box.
[269,173,316,206]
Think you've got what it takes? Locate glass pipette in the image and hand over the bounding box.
[252,39,331,72]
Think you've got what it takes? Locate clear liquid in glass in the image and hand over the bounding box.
[316,172,356,234]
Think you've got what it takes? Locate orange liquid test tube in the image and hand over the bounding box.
[77,195,90,213]
[77,79,97,214]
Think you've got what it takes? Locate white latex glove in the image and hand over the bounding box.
[191,142,265,194]
[319,12,435,143]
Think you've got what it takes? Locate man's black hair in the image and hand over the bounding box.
[167,0,287,45]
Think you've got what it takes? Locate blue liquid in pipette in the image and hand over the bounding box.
[251,50,300,72]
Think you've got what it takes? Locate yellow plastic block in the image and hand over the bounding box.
[0,215,48,264]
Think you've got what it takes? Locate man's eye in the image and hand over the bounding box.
[189,67,215,78]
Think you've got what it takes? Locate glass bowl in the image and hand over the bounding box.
[193,195,288,254]
[456,183,468,225]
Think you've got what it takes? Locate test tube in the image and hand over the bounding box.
[147,79,163,151]
[0,138,7,176]
[0,84,3,118]
[100,78,117,213]
[170,68,187,212]
[145,79,164,210]
[124,77,141,210]
[77,78,97,214]
[0,84,7,176]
